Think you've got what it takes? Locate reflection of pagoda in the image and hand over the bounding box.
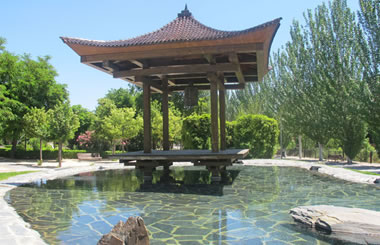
[61,6,281,182]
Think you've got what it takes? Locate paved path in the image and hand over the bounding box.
[0,158,379,244]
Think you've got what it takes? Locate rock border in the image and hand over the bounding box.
[0,162,130,245]
[290,205,380,245]
[243,159,379,185]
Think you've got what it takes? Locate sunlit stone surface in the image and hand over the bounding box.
[6,166,380,245]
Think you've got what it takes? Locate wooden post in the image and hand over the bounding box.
[219,78,226,151]
[208,73,219,152]
[142,77,152,153]
[162,77,169,151]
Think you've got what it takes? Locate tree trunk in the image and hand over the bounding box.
[280,121,284,159]
[347,156,352,164]
[298,135,303,159]
[10,139,17,159]
[58,142,62,168]
[112,144,116,155]
[39,138,43,164]
[318,142,324,161]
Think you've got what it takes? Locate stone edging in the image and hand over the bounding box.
[243,159,379,185]
[0,163,130,245]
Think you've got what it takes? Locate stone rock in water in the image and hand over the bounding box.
[290,205,380,245]
[98,217,149,245]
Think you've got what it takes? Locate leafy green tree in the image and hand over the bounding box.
[48,102,79,167]
[151,100,163,149]
[304,0,368,162]
[105,86,140,109]
[69,105,96,149]
[0,45,68,157]
[357,0,380,153]
[168,102,183,147]
[23,108,50,163]
[102,107,142,154]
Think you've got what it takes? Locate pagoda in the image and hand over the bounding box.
[61,6,281,182]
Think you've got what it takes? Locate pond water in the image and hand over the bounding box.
[6,166,380,245]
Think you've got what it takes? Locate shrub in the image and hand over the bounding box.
[182,114,211,149]
[0,149,86,159]
[341,120,367,163]
[226,120,236,148]
[354,138,376,162]
[233,114,279,158]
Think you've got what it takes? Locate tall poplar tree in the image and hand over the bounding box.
[358,0,380,153]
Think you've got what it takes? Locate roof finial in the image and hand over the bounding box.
[178,4,192,18]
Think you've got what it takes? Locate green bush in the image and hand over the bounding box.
[354,138,376,162]
[226,121,236,148]
[233,114,279,158]
[182,114,211,149]
[0,149,86,159]
[100,150,123,158]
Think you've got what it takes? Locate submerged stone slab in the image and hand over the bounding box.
[290,205,380,244]
[97,216,149,245]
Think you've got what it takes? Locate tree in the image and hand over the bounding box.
[102,107,142,154]
[151,100,163,149]
[0,45,68,157]
[105,86,140,109]
[23,108,50,163]
[264,0,368,162]
[357,0,380,153]
[48,102,79,167]
[69,105,96,149]
[168,102,183,147]
[303,0,368,162]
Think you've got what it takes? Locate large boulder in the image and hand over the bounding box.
[98,216,149,245]
[290,205,380,244]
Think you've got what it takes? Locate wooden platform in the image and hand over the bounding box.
[113,149,249,162]
[113,149,249,183]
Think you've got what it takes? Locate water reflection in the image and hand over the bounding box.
[6,166,380,245]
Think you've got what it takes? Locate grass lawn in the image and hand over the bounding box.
[345,168,380,176]
[0,171,37,181]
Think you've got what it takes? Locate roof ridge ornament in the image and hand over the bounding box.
[178,4,192,18]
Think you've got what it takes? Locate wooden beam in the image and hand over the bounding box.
[219,79,226,151]
[114,63,238,78]
[169,83,244,91]
[81,43,264,63]
[229,53,245,84]
[102,60,119,72]
[256,50,265,82]
[162,77,169,151]
[225,76,257,83]
[142,77,152,153]
[208,73,219,153]
[130,59,145,68]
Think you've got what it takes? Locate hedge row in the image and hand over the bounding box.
[181,113,279,158]
[0,149,87,159]
[0,148,127,160]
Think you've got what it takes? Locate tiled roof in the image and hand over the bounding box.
[61,6,281,47]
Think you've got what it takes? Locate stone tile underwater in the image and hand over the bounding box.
[5,166,380,245]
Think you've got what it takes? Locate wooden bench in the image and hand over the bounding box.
[328,154,344,162]
[77,153,102,161]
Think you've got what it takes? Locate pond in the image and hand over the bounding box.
[5,166,380,245]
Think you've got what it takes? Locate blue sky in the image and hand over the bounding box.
[1,0,359,111]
